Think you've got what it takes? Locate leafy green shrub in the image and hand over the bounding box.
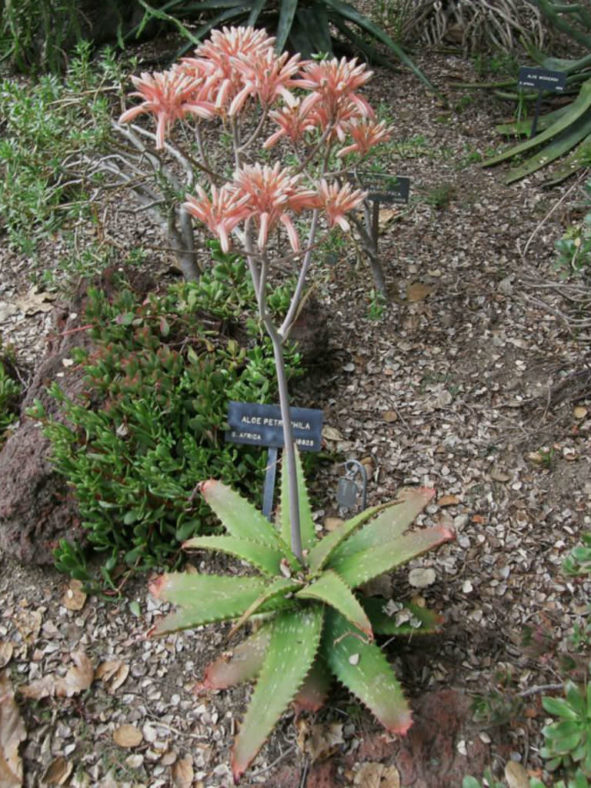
[564,532,591,576]
[31,257,301,585]
[0,355,21,444]
[542,681,591,777]
[0,43,124,256]
[555,182,591,279]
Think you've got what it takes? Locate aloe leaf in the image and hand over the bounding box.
[323,609,412,734]
[200,479,292,554]
[231,605,324,782]
[278,446,316,553]
[197,625,271,690]
[296,570,373,638]
[483,78,591,167]
[307,503,387,572]
[541,133,591,186]
[247,0,267,26]
[293,658,332,714]
[228,576,301,636]
[148,573,269,635]
[361,596,443,636]
[275,0,298,53]
[183,535,284,576]
[495,104,571,136]
[504,111,591,183]
[292,5,332,56]
[328,15,402,72]
[328,487,436,566]
[322,0,436,94]
[329,524,455,588]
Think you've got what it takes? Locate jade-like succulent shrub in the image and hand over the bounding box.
[149,450,454,782]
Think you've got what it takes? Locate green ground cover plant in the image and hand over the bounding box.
[31,257,300,586]
[0,353,21,445]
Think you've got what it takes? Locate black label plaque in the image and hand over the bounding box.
[226,401,323,452]
[349,172,410,204]
[518,66,566,93]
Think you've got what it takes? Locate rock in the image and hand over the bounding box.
[0,270,153,565]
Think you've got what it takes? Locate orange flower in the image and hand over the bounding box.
[295,57,374,120]
[229,49,301,115]
[232,163,317,251]
[337,119,392,158]
[263,101,319,149]
[315,180,366,231]
[119,69,216,148]
[183,185,250,252]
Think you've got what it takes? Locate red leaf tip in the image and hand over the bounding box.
[148,574,167,598]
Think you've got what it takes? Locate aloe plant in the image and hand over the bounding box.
[149,450,454,782]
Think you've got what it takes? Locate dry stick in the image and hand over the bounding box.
[520,172,586,258]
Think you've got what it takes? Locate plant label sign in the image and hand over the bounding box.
[226,401,323,452]
[518,66,566,93]
[349,172,410,204]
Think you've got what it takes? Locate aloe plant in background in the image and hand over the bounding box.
[483,1,591,184]
[149,450,454,782]
[129,0,435,91]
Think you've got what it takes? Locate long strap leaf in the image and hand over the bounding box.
[327,487,435,566]
[323,610,412,734]
[231,606,324,782]
[293,657,332,714]
[148,573,268,635]
[483,78,591,166]
[322,0,437,94]
[505,112,591,183]
[228,576,302,637]
[328,524,454,588]
[197,625,271,690]
[275,0,298,53]
[307,503,386,572]
[296,569,373,638]
[201,479,292,554]
[361,596,443,636]
[183,535,284,576]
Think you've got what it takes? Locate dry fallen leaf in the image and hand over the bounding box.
[42,756,73,785]
[0,671,26,787]
[408,568,436,588]
[322,425,344,442]
[382,410,398,423]
[505,760,530,788]
[172,753,194,787]
[354,761,401,787]
[406,282,435,302]
[15,288,56,316]
[574,406,588,420]
[61,579,86,612]
[490,468,511,483]
[0,643,13,670]
[324,517,344,532]
[437,494,460,507]
[96,660,129,693]
[378,207,400,231]
[113,724,143,748]
[20,650,94,700]
[305,722,344,762]
[14,608,42,643]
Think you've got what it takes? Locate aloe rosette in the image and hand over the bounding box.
[148,452,454,782]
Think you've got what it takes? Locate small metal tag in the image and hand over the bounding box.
[337,477,358,510]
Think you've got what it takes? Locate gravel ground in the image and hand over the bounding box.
[0,50,590,787]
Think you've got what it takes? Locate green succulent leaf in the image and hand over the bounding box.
[327,487,436,565]
[197,625,271,690]
[323,609,412,734]
[543,692,582,720]
[200,479,293,555]
[293,657,332,714]
[296,569,373,638]
[278,446,316,553]
[275,0,298,52]
[229,576,302,636]
[483,78,591,167]
[307,503,387,572]
[148,573,270,634]
[231,605,324,782]
[328,524,454,589]
[183,535,284,576]
[361,596,443,636]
